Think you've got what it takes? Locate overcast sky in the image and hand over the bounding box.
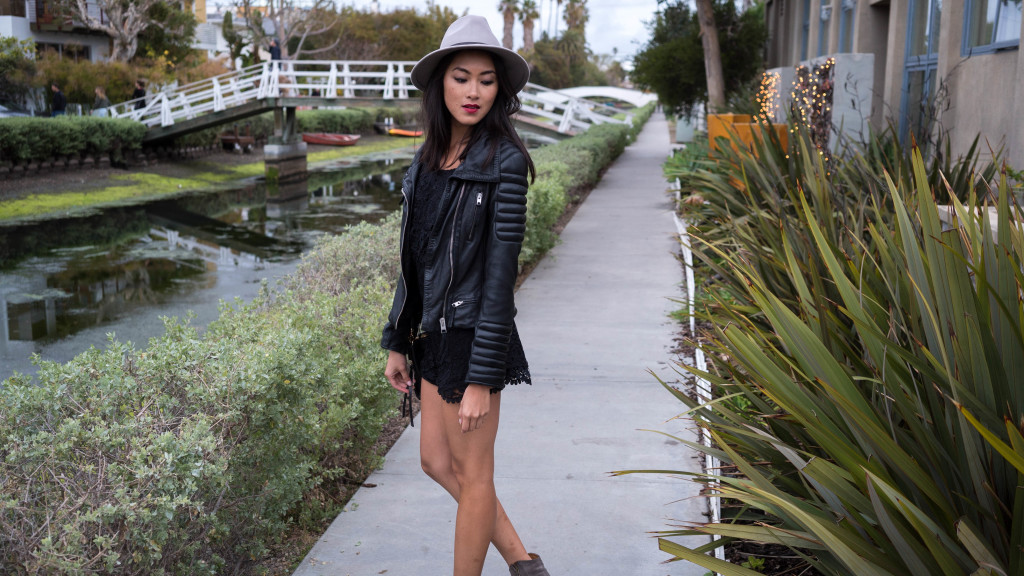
[339,0,660,60]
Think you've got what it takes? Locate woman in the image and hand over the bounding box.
[92,87,111,117]
[382,15,550,576]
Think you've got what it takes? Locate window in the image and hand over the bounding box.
[0,0,26,17]
[838,0,856,52]
[36,42,92,62]
[818,0,833,56]
[801,0,812,60]
[964,0,1022,53]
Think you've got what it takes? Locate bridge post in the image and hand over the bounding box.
[265,105,307,202]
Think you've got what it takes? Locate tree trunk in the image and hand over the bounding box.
[695,0,725,113]
[503,10,515,49]
[524,20,535,53]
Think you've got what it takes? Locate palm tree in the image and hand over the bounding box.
[498,0,517,49]
[519,0,539,53]
[564,0,587,32]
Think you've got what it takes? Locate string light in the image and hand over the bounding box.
[789,57,835,161]
[756,72,781,124]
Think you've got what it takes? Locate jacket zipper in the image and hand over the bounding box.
[440,183,468,333]
[467,191,483,242]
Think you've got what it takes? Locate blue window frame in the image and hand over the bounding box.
[901,0,941,147]
[818,0,833,56]
[963,0,1021,54]
[838,0,856,52]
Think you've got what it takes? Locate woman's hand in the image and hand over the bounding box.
[458,384,491,433]
[385,350,412,393]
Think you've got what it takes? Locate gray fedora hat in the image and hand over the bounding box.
[411,15,530,93]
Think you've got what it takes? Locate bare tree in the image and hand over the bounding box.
[694,0,725,112]
[520,0,539,53]
[499,0,517,49]
[236,0,341,60]
[65,0,177,61]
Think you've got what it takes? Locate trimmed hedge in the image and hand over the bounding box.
[0,105,654,573]
[0,116,146,165]
[0,106,419,165]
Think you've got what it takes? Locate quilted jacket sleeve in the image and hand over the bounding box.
[465,142,528,387]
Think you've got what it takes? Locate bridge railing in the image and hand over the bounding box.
[107,61,630,135]
[519,82,628,134]
[109,60,418,128]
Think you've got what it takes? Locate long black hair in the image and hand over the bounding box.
[419,50,536,182]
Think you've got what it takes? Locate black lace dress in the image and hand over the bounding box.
[407,167,531,404]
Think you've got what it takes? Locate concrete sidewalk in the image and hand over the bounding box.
[293,112,708,576]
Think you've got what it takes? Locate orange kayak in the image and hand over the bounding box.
[388,128,423,137]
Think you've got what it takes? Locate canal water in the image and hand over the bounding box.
[0,149,414,380]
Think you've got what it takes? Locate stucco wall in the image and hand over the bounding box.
[0,15,31,38]
[942,52,1019,165]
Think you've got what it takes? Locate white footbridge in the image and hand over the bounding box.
[107,60,646,142]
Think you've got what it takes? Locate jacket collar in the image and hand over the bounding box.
[408,136,504,190]
[451,136,501,183]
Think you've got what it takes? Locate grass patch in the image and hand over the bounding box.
[308,137,419,163]
[0,138,420,224]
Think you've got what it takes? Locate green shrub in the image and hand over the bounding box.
[296,108,375,134]
[0,116,146,164]
[521,161,570,265]
[0,218,400,573]
[630,102,656,135]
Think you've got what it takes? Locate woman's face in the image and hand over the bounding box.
[443,51,499,133]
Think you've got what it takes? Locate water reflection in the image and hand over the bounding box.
[1,154,410,378]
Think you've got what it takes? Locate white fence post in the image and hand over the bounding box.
[327,62,338,97]
[160,94,173,127]
[383,63,395,100]
[342,63,354,98]
[213,80,225,112]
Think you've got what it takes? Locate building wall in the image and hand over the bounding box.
[0,14,32,38]
[767,0,1024,167]
[856,0,889,129]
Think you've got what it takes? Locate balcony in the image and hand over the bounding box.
[30,0,106,32]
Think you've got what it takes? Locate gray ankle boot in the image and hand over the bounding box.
[509,553,550,576]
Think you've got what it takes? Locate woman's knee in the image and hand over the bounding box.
[420,448,453,483]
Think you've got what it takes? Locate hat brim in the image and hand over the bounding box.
[411,45,530,94]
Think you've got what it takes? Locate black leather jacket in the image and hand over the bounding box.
[381,137,528,389]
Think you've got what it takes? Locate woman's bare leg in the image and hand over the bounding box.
[419,381,531,569]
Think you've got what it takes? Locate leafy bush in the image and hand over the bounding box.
[521,161,570,265]
[634,123,1021,575]
[0,217,401,573]
[0,116,146,164]
[32,50,229,110]
[296,108,375,134]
